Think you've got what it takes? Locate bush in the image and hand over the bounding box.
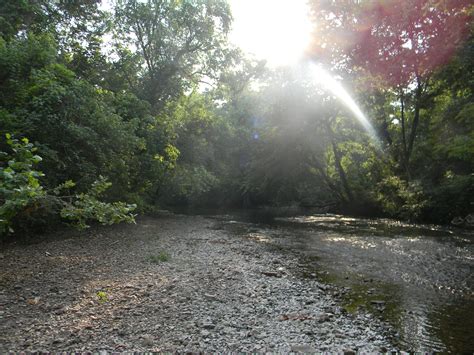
[375,176,427,221]
[423,172,474,224]
[59,176,136,230]
[0,134,45,234]
[0,134,137,236]
[160,164,219,206]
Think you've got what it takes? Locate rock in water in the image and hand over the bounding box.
[465,214,474,226]
[451,216,464,226]
[370,300,386,306]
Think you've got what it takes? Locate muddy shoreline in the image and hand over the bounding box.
[0,214,395,352]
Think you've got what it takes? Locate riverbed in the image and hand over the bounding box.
[0,212,472,352]
[0,214,393,352]
[214,212,474,352]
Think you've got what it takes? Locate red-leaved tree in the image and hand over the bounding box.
[309,0,472,178]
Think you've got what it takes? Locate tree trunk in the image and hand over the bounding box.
[407,78,424,163]
[307,159,346,202]
[325,121,354,202]
[331,140,354,202]
[399,90,411,180]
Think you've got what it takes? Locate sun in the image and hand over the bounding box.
[229,0,312,67]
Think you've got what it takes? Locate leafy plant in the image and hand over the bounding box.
[96,291,108,303]
[1,134,137,236]
[59,176,137,230]
[0,134,45,234]
[146,251,170,263]
[376,176,427,221]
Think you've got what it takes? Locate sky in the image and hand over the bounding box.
[99,0,313,68]
[228,0,313,67]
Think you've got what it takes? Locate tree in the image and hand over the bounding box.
[0,31,178,211]
[0,0,108,81]
[114,0,233,112]
[309,0,472,179]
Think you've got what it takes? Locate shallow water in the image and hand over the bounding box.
[214,212,474,352]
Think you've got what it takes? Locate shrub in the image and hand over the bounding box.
[375,176,427,221]
[59,176,136,230]
[146,251,170,263]
[1,134,137,236]
[0,134,46,234]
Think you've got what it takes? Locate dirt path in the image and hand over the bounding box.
[0,215,393,352]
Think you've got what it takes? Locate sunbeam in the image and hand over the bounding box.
[308,63,380,145]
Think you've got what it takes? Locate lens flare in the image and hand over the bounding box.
[308,63,379,145]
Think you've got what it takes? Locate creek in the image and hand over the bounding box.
[213,212,474,352]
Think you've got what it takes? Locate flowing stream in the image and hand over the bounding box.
[211,212,474,352]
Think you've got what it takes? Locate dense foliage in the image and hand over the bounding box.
[1,0,472,237]
[308,0,474,222]
[0,134,136,234]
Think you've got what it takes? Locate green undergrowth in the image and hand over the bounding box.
[146,251,171,263]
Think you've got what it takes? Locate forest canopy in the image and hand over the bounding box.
[1,0,473,236]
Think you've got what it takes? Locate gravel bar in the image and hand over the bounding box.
[0,215,395,352]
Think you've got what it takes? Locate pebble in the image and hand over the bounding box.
[142,336,154,347]
[202,322,216,330]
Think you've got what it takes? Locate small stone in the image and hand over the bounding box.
[142,335,154,347]
[27,297,40,305]
[291,345,315,353]
[262,271,280,277]
[318,313,333,323]
[204,293,218,301]
[370,300,386,306]
[202,322,215,330]
[451,216,464,225]
[54,306,68,315]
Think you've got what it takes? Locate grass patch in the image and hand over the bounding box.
[341,282,401,325]
[96,291,108,303]
[146,251,170,263]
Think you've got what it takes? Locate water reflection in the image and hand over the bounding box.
[323,235,377,249]
[217,212,474,352]
[430,302,474,353]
